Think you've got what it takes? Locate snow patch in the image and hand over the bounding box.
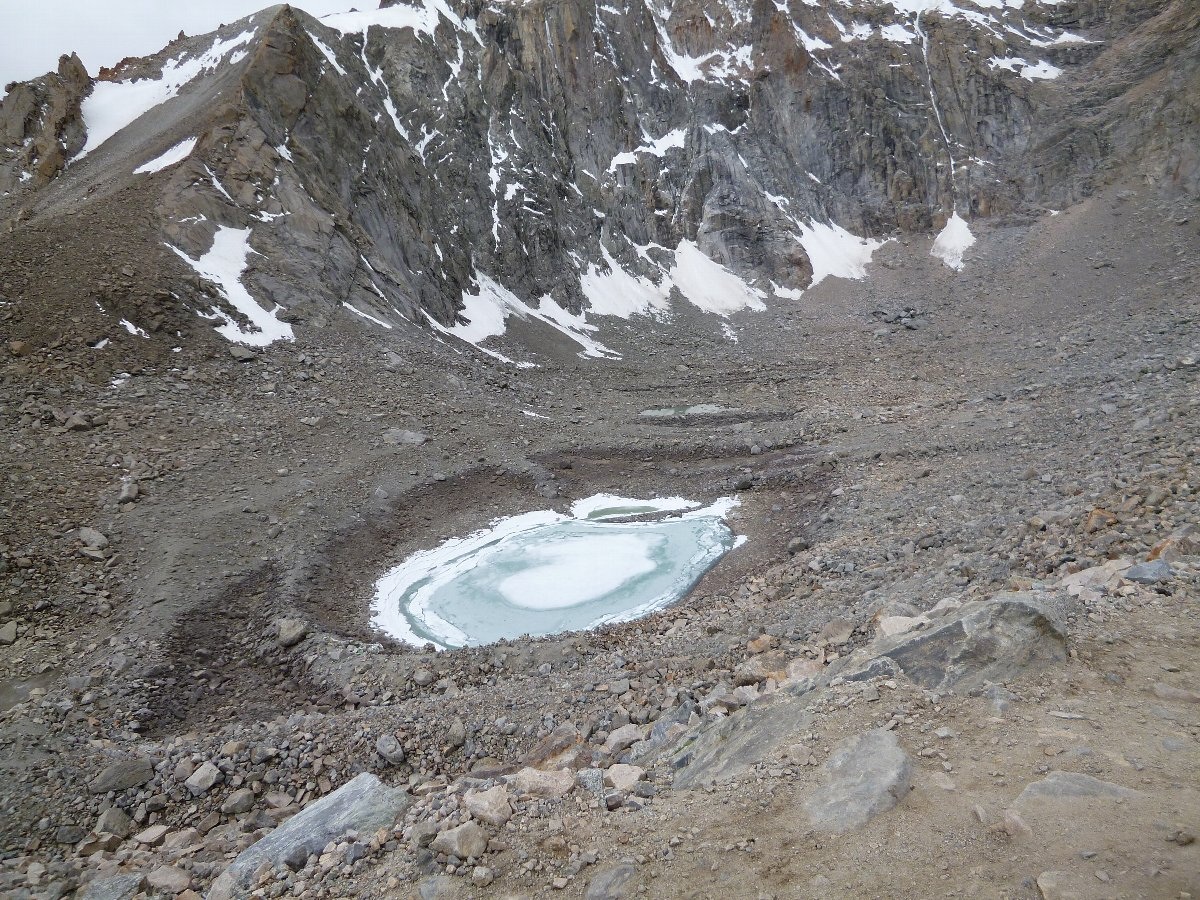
[120,319,149,338]
[989,56,1062,80]
[930,212,975,270]
[796,220,882,286]
[79,30,256,159]
[320,0,468,39]
[439,273,619,362]
[669,241,766,317]
[132,137,197,174]
[580,246,672,319]
[608,128,686,172]
[307,31,347,75]
[342,302,393,329]
[167,226,295,345]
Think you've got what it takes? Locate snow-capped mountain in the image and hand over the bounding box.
[0,0,1195,360]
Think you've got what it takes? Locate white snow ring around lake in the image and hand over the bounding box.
[373,494,742,650]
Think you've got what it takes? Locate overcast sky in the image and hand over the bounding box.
[1,0,359,90]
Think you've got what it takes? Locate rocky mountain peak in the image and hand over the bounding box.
[0,0,1195,361]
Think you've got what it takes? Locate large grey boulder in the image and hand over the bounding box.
[207,773,412,899]
[804,729,913,832]
[671,689,817,788]
[860,593,1067,693]
[88,756,154,793]
[78,874,145,900]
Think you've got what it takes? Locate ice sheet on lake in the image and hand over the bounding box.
[373,495,739,649]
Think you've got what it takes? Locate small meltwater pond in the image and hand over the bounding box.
[373,495,743,650]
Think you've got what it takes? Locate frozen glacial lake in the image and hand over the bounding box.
[373,494,741,650]
[639,403,727,419]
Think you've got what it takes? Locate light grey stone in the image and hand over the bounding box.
[207,773,412,900]
[430,820,488,859]
[805,729,913,832]
[77,874,145,900]
[89,756,154,793]
[1015,771,1141,806]
[184,761,222,795]
[585,863,637,900]
[376,733,406,766]
[275,617,308,648]
[95,807,133,838]
[465,785,511,826]
[1124,559,1173,584]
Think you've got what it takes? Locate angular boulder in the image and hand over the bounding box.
[804,729,913,832]
[864,593,1067,693]
[464,785,512,826]
[585,862,637,899]
[89,756,154,793]
[78,874,145,900]
[430,821,488,859]
[207,773,411,899]
[509,766,575,798]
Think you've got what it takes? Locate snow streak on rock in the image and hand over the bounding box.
[168,226,295,346]
[133,137,197,174]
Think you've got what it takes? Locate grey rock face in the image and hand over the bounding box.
[207,773,412,900]
[0,53,89,193]
[804,729,913,832]
[2,1,1195,353]
[863,593,1067,693]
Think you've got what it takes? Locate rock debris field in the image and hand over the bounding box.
[1,185,1198,899]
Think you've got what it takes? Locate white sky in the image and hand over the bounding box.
[0,0,359,90]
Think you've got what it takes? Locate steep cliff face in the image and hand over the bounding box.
[0,53,89,193]
[0,0,1195,357]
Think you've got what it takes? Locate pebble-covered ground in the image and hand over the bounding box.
[0,184,1196,899]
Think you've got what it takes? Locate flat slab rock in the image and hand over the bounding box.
[77,874,145,900]
[208,773,412,899]
[1015,771,1142,806]
[585,862,637,899]
[805,729,913,833]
